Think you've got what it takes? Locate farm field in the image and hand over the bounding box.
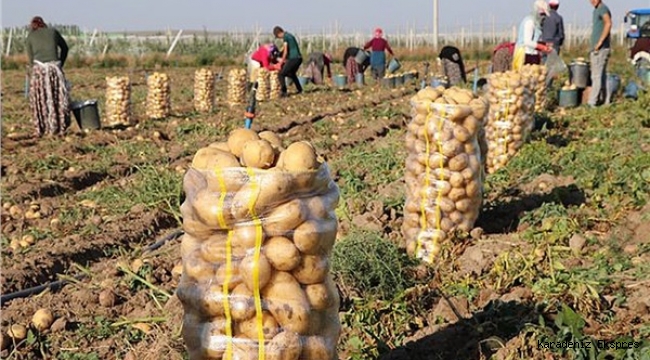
[1,53,650,360]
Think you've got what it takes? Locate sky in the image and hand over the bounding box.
[1,0,648,35]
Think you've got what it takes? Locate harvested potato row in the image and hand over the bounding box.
[227,68,247,105]
[520,64,548,113]
[269,71,282,100]
[145,72,171,119]
[194,68,215,113]
[403,86,488,264]
[256,68,271,102]
[105,76,131,125]
[484,71,535,174]
[178,129,341,360]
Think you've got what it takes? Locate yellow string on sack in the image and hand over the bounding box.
[245,167,265,360]
[214,168,233,359]
[503,84,511,163]
[415,106,432,258]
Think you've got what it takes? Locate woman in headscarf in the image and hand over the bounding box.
[248,43,281,85]
[438,45,467,86]
[513,0,552,71]
[363,28,394,80]
[343,47,370,84]
[491,41,515,73]
[26,16,70,137]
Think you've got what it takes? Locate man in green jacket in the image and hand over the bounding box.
[273,26,303,97]
[26,16,70,137]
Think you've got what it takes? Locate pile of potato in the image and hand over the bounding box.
[484,71,535,174]
[105,76,131,125]
[227,68,247,105]
[145,72,171,119]
[403,86,488,263]
[178,129,341,360]
[520,64,547,113]
[194,68,216,113]
[256,68,271,102]
[269,71,282,100]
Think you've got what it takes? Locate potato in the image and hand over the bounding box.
[232,224,266,251]
[266,331,302,360]
[292,255,329,285]
[304,276,338,310]
[199,318,228,359]
[238,253,272,291]
[191,147,241,170]
[183,251,217,283]
[227,129,260,158]
[262,199,307,235]
[230,283,255,321]
[242,139,276,169]
[261,271,311,334]
[199,232,227,263]
[208,141,230,152]
[181,233,203,259]
[32,309,54,332]
[301,336,334,360]
[7,324,27,341]
[231,171,294,219]
[278,141,319,171]
[192,189,236,229]
[199,284,227,316]
[448,153,469,172]
[238,311,279,340]
[264,236,301,271]
[259,131,284,150]
[292,219,338,255]
[215,262,242,290]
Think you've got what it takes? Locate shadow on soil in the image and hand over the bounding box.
[380,300,541,360]
[477,184,586,234]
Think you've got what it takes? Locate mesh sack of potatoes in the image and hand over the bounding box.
[269,71,282,100]
[194,68,216,113]
[227,69,247,105]
[484,71,535,174]
[256,68,271,102]
[520,64,547,113]
[178,129,341,360]
[403,86,488,264]
[105,76,131,125]
[145,72,171,119]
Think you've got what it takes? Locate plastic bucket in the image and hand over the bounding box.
[605,73,620,104]
[298,76,310,88]
[569,62,590,88]
[333,74,347,88]
[394,74,405,87]
[431,77,449,89]
[382,77,395,88]
[558,89,579,108]
[387,58,401,74]
[70,100,101,130]
[355,51,369,65]
[355,73,365,86]
[404,72,415,83]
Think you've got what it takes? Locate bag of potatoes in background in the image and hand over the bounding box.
[105,75,131,125]
[145,72,171,119]
[270,71,282,100]
[194,68,216,113]
[227,68,247,105]
[484,71,535,174]
[256,68,271,102]
[403,86,488,264]
[178,129,341,360]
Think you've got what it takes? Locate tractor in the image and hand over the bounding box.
[624,9,650,90]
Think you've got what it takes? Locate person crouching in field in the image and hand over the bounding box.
[343,47,370,84]
[248,43,281,87]
[438,45,467,86]
[303,51,332,85]
[26,16,70,137]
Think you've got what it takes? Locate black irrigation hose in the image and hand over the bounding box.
[0,229,184,306]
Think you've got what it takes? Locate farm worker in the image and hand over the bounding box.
[303,52,332,85]
[248,43,281,84]
[363,28,394,80]
[26,16,70,137]
[541,0,565,56]
[343,47,370,84]
[630,37,650,66]
[512,0,552,71]
[438,45,467,86]
[273,26,303,97]
[587,0,612,107]
[491,42,515,73]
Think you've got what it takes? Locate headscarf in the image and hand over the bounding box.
[374,28,383,38]
[30,16,47,31]
[532,0,549,26]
